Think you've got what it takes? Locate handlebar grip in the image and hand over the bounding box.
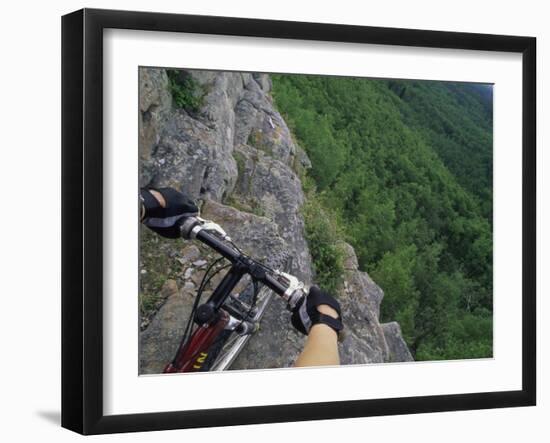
[263,274,288,297]
[178,217,200,239]
[192,225,241,263]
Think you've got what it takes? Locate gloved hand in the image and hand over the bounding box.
[291,286,343,336]
[140,187,199,238]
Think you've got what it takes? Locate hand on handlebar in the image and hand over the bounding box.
[291,286,343,336]
[140,188,313,325]
[140,187,199,238]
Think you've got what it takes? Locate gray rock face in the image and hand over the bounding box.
[201,200,289,268]
[341,242,385,319]
[140,68,312,280]
[232,144,312,281]
[234,81,296,166]
[381,322,414,362]
[143,110,238,201]
[338,243,411,364]
[139,68,172,185]
[138,67,413,372]
[140,280,195,374]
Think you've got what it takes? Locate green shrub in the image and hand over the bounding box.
[166,69,203,112]
[233,150,246,177]
[302,195,345,294]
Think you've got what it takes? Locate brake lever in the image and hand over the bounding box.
[196,217,232,241]
[183,216,232,242]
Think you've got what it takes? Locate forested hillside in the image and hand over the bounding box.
[272,75,493,360]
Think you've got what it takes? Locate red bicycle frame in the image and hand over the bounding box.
[163,310,230,373]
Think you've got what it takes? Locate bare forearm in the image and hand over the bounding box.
[294,324,340,367]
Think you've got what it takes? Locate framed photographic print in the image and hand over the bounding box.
[61,8,536,435]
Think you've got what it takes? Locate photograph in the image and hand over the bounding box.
[138,67,494,375]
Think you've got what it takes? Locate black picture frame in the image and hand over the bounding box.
[61,8,536,435]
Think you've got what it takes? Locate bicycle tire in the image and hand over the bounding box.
[201,258,291,372]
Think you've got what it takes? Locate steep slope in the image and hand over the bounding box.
[138,68,412,373]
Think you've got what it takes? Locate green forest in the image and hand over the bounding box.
[271,74,493,361]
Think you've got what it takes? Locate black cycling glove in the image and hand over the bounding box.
[291,286,343,336]
[140,187,199,238]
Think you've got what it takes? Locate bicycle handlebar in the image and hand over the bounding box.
[178,216,306,310]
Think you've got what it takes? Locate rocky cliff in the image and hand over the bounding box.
[138,67,413,373]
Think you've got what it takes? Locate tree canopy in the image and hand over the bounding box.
[272,74,493,360]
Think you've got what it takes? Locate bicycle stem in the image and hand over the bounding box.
[194,265,245,325]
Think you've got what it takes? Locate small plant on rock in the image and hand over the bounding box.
[166,69,204,113]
